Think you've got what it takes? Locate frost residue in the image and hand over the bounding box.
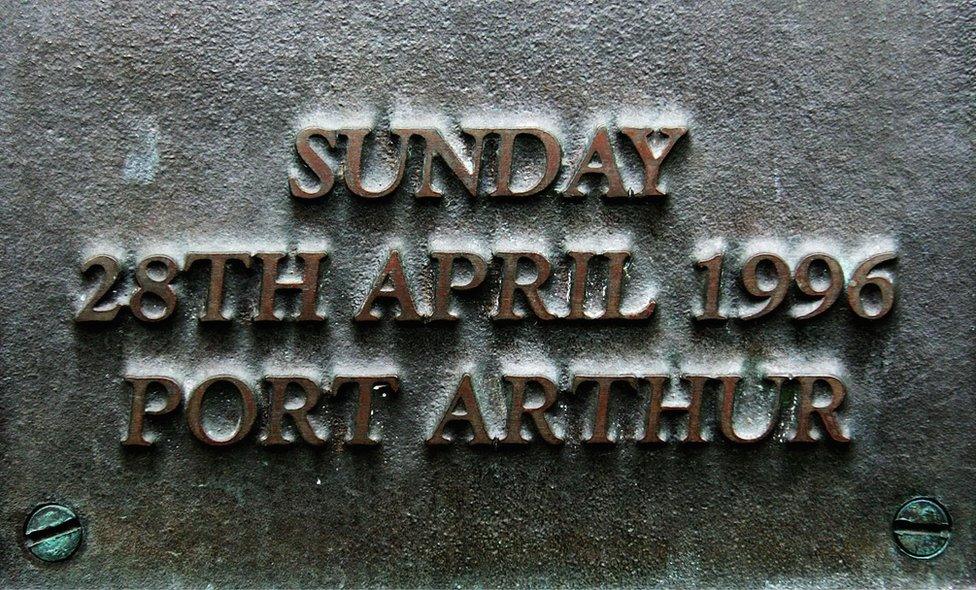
[122,119,160,185]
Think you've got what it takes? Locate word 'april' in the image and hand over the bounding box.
[288,124,687,199]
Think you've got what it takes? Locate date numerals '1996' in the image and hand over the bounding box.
[696,251,896,321]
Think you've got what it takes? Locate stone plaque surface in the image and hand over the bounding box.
[1,1,973,587]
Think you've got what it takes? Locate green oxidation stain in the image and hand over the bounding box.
[896,531,947,558]
[25,505,82,562]
[740,357,762,383]
[893,499,951,559]
[741,356,789,412]
[777,379,796,414]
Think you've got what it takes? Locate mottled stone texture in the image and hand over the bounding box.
[1,1,973,587]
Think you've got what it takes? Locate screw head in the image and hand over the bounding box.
[892,498,951,559]
[24,504,82,563]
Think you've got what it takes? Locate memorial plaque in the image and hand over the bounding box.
[1,1,973,587]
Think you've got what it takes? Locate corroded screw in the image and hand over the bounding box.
[24,504,82,562]
[892,498,951,559]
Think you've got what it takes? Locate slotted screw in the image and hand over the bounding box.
[24,504,82,562]
[892,498,951,559]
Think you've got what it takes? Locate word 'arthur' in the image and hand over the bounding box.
[289,124,687,199]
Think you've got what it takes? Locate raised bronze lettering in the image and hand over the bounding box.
[354,250,424,322]
[572,375,639,444]
[717,375,781,443]
[640,375,705,444]
[76,255,124,322]
[784,375,850,443]
[332,375,400,446]
[565,127,626,198]
[398,128,488,198]
[130,255,179,323]
[342,128,409,199]
[122,376,182,446]
[501,375,561,445]
[695,253,726,321]
[289,127,337,199]
[568,252,654,319]
[427,374,492,445]
[430,251,488,321]
[262,376,325,446]
[185,252,253,321]
[740,253,790,320]
[602,251,654,320]
[255,252,326,321]
[620,127,687,197]
[489,128,561,197]
[186,376,258,446]
[494,252,556,321]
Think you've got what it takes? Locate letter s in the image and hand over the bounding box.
[289,127,337,199]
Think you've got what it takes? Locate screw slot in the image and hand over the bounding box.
[892,497,950,559]
[24,504,82,563]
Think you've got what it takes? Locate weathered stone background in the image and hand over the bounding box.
[1,1,973,587]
